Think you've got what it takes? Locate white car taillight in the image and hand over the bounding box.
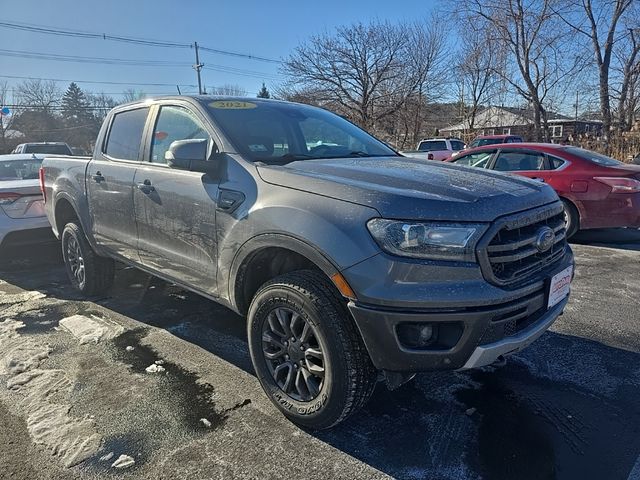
[0,192,21,205]
[593,177,640,193]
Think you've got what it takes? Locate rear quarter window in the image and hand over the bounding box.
[104,108,150,161]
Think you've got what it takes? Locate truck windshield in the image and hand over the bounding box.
[204,100,396,163]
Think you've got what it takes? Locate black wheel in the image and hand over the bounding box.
[562,199,579,239]
[247,270,377,429]
[61,222,114,295]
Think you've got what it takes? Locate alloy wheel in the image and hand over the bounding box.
[261,306,326,402]
[66,235,85,287]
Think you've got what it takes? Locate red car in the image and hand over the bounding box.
[447,143,640,237]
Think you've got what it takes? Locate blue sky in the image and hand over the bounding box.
[1,0,439,101]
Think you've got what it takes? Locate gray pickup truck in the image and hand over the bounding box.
[41,96,573,429]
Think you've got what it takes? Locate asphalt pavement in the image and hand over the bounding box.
[0,228,639,480]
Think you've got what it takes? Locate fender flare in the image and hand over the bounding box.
[227,233,339,310]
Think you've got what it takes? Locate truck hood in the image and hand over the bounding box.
[257,156,558,222]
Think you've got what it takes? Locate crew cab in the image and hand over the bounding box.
[401,138,465,161]
[41,96,573,429]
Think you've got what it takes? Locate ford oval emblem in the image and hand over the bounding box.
[535,226,555,253]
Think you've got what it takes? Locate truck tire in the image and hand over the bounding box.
[562,199,579,239]
[61,222,114,296]
[247,270,377,429]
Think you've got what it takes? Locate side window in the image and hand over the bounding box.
[453,151,494,168]
[151,106,211,164]
[104,108,150,161]
[450,140,465,151]
[494,151,546,171]
[548,155,565,170]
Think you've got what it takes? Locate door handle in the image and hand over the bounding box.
[92,171,105,182]
[531,177,546,183]
[136,179,155,194]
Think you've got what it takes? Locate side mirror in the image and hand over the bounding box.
[165,139,220,175]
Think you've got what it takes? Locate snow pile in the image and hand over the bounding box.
[59,314,123,345]
[0,317,102,467]
[0,290,46,307]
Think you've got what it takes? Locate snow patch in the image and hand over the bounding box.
[0,291,46,306]
[100,451,114,462]
[112,454,135,469]
[59,314,123,345]
[145,364,166,373]
[0,318,102,467]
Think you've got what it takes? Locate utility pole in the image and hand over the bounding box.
[193,42,204,95]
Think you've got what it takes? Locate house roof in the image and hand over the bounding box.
[442,106,570,131]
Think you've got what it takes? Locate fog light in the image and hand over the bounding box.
[396,323,435,349]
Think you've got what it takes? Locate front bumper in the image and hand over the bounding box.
[346,252,573,372]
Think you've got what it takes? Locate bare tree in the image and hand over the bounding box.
[87,92,118,121]
[121,89,146,102]
[282,21,411,130]
[15,79,60,113]
[556,0,635,137]
[457,0,581,141]
[456,27,504,132]
[209,84,247,96]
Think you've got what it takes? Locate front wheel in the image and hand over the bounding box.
[247,270,377,429]
[61,222,114,296]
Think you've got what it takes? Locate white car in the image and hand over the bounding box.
[401,138,465,161]
[0,154,53,249]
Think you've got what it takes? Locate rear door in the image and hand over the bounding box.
[133,102,220,295]
[87,106,150,261]
[491,149,549,183]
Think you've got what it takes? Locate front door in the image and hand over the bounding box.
[87,106,150,262]
[133,104,219,295]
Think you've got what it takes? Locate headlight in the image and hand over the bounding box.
[367,219,488,261]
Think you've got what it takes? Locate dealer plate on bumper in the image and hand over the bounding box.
[548,265,573,309]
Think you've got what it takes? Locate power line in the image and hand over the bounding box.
[0,48,191,67]
[0,19,281,64]
[0,74,198,88]
[0,49,281,80]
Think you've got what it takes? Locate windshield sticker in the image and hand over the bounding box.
[248,143,269,152]
[209,101,257,109]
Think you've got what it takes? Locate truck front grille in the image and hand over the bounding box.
[478,203,567,286]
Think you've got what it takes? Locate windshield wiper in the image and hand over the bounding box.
[346,151,372,157]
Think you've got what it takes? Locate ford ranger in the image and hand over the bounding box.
[41,96,573,429]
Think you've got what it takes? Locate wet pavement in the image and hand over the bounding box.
[0,229,639,479]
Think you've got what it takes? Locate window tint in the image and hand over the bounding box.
[548,156,565,169]
[450,140,465,151]
[206,101,394,163]
[0,158,43,180]
[494,151,546,171]
[105,108,149,161]
[23,144,72,155]
[564,147,622,166]
[151,106,210,164]
[453,151,494,168]
[418,140,447,151]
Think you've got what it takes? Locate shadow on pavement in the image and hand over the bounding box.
[571,227,640,251]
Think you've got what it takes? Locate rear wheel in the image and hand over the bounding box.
[562,199,579,239]
[247,270,377,429]
[61,222,114,295]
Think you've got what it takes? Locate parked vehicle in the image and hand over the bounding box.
[12,142,73,156]
[0,154,54,249]
[468,135,523,149]
[401,138,465,161]
[41,97,573,429]
[447,143,640,237]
